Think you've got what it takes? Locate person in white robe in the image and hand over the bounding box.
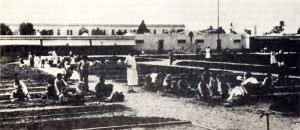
[52,50,58,66]
[124,53,138,93]
[270,51,277,65]
[205,46,211,59]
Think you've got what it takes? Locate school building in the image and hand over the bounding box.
[1,23,247,56]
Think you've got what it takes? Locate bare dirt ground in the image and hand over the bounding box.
[39,63,300,130]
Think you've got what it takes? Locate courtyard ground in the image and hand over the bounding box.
[36,58,300,129]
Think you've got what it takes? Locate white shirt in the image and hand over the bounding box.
[13,80,28,95]
[124,55,137,70]
[241,77,259,86]
[227,86,246,101]
[150,73,158,83]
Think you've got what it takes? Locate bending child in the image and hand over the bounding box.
[10,74,31,102]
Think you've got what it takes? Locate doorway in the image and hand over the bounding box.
[158,40,164,54]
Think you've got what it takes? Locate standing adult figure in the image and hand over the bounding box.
[205,46,211,60]
[168,49,174,65]
[270,51,277,65]
[52,50,58,67]
[276,49,284,67]
[124,52,138,93]
[29,52,34,67]
[77,55,90,93]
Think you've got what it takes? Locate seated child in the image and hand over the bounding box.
[144,72,158,91]
[95,76,113,100]
[64,60,73,81]
[241,72,260,95]
[42,77,59,100]
[55,73,83,103]
[19,57,25,68]
[225,76,247,106]
[259,73,274,94]
[163,74,172,93]
[208,73,220,96]
[177,74,192,95]
[10,75,31,102]
[197,67,212,100]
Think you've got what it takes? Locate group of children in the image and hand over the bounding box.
[12,50,129,103]
[10,73,117,103]
[144,67,280,106]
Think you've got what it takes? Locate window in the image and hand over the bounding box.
[135,40,144,44]
[70,30,73,35]
[67,30,69,35]
[234,39,241,43]
[195,39,204,44]
[178,39,186,44]
[57,29,60,36]
[153,30,156,34]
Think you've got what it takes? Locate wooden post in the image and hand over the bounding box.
[266,114,270,130]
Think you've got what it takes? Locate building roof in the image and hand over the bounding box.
[251,35,300,40]
[7,23,185,28]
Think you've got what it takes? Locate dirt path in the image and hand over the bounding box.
[38,65,300,130]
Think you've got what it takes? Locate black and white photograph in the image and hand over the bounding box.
[0,0,300,129]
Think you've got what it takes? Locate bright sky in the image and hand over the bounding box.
[1,0,299,35]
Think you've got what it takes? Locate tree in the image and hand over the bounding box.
[92,28,101,35]
[40,29,53,35]
[19,22,35,35]
[177,29,184,33]
[116,29,123,35]
[170,28,176,34]
[78,27,89,35]
[230,23,237,34]
[208,26,214,33]
[123,29,127,35]
[297,28,300,34]
[264,20,285,35]
[216,27,226,34]
[199,26,214,33]
[188,32,194,44]
[244,28,252,35]
[137,20,150,34]
[0,23,13,35]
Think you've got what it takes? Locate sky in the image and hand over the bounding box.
[1,0,299,35]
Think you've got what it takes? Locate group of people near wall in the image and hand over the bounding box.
[168,46,211,65]
[20,50,69,69]
[144,67,286,106]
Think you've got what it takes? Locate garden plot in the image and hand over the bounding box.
[0,61,191,129]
